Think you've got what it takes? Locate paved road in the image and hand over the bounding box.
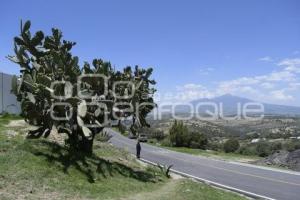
[108,129,300,200]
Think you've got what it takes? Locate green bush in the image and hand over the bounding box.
[283,133,292,139]
[188,132,208,149]
[270,142,282,153]
[223,139,240,153]
[169,120,189,147]
[284,140,300,152]
[207,141,223,151]
[151,130,165,141]
[148,138,156,144]
[169,121,208,149]
[161,138,172,147]
[255,141,271,157]
[138,127,166,141]
[238,145,257,156]
[239,142,283,157]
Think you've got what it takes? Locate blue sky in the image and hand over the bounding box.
[1,0,300,106]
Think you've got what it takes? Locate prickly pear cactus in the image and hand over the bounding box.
[8,20,156,153]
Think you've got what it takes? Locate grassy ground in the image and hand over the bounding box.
[0,116,246,200]
[125,179,246,200]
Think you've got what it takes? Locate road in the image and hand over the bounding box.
[108,129,300,200]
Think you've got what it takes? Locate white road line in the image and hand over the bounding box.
[228,161,300,176]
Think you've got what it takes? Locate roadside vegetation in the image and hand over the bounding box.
[132,120,300,164]
[0,116,246,200]
[138,120,259,162]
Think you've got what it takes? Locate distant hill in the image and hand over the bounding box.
[178,94,300,116]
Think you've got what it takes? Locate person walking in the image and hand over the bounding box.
[136,140,141,159]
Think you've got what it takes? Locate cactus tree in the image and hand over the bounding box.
[8,20,156,153]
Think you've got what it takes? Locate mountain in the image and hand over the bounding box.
[188,94,300,116]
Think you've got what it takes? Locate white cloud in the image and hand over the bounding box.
[177,83,206,90]
[217,58,300,94]
[164,57,300,105]
[175,84,214,101]
[217,58,300,104]
[278,58,300,73]
[269,90,294,101]
[239,86,259,94]
[261,82,274,89]
[264,70,296,82]
[288,82,300,91]
[155,83,215,104]
[259,56,273,62]
[199,67,215,75]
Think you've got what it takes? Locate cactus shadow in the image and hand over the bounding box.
[26,140,158,183]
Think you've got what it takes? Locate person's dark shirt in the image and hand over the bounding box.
[136,142,141,151]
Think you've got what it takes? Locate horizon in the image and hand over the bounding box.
[190,93,300,108]
[1,0,300,106]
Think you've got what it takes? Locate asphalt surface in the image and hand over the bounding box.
[108,129,300,200]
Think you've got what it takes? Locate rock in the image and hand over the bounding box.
[286,149,300,171]
[5,130,18,138]
[5,120,27,128]
[254,150,300,171]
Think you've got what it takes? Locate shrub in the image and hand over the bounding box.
[161,138,172,147]
[188,132,208,149]
[256,141,271,157]
[283,133,292,139]
[137,127,165,141]
[238,145,257,156]
[168,121,208,149]
[207,141,223,151]
[148,139,156,144]
[284,141,300,152]
[223,139,240,153]
[270,142,282,153]
[151,130,165,141]
[169,120,189,147]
